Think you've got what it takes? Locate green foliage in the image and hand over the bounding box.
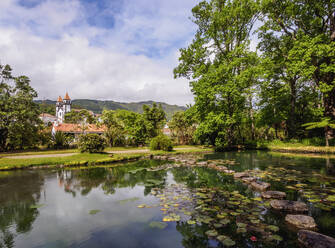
[169,110,197,145]
[101,110,127,147]
[52,131,70,149]
[302,118,335,130]
[174,0,259,148]
[0,64,42,151]
[150,135,173,151]
[78,133,107,153]
[115,110,148,146]
[143,103,166,138]
[65,109,95,124]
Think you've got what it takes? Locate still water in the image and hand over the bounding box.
[0,151,335,248]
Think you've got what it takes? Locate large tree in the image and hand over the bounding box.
[142,103,166,138]
[174,0,259,148]
[0,64,42,150]
[260,0,335,144]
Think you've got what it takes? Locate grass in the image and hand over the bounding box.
[0,149,78,157]
[0,146,212,171]
[263,139,335,154]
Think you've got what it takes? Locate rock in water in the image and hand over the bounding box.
[262,191,286,199]
[242,177,257,184]
[298,230,335,248]
[285,215,317,229]
[250,181,271,191]
[234,172,249,178]
[270,200,308,212]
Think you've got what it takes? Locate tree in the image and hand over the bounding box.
[116,110,148,146]
[78,133,107,153]
[169,110,197,145]
[142,103,166,138]
[101,110,126,147]
[65,109,94,124]
[174,0,259,148]
[0,64,42,150]
[260,0,335,143]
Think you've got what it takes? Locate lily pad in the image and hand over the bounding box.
[187,220,196,225]
[89,209,101,215]
[149,221,168,229]
[217,235,236,246]
[269,234,283,241]
[237,227,247,233]
[267,225,279,232]
[117,197,140,204]
[205,229,218,237]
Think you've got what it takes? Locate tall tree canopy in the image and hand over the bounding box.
[0,64,41,151]
[175,0,335,148]
[174,0,259,148]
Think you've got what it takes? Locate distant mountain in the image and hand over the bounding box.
[35,99,186,120]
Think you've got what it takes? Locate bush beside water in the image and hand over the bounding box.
[150,135,173,151]
[78,134,107,153]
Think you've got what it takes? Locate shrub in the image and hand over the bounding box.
[78,133,107,153]
[52,131,70,149]
[150,135,173,151]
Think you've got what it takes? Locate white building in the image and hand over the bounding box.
[56,92,72,123]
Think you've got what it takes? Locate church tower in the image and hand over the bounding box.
[56,96,64,123]
[64,92,71,113]
[55,93,72,123]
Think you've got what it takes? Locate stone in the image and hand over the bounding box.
[250,181,271,191]
[234,172,249,178]
[261,191,286,199]
[298,230,335,248]
[216,165,228,171]
[285,215,317,229]
[270,200,308,212]
[197,161,208,166]
[242,177,257,184]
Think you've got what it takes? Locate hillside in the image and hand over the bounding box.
[36,99,186,119]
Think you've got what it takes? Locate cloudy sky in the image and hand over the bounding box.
[0,0,200,106]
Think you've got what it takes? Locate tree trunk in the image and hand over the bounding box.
[287,78,297,139]
[323,87,335,146]
[248,95,255,140]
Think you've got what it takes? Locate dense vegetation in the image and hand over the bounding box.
[0,64,42,151]
[174,0,335,149]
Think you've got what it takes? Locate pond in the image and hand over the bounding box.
[0,151,335,248]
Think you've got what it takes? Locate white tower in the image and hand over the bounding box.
[56,96,64,123]
[63,92,71,113]
[55,93,72,123]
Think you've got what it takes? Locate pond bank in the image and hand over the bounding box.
[0,147,212,171]
[266,144,335,154]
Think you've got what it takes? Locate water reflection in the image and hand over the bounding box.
[0,171,44,248]
[0,152,334,248]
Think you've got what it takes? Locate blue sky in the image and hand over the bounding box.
[0,0,200,105]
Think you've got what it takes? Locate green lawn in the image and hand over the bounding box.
[266,142,335,154]
[0,146,212,171]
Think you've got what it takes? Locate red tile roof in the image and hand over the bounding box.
[57,96,63,102]
[53,123,106,133]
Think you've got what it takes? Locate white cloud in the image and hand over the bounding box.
[0,0,198,106]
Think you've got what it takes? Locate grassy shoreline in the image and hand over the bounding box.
[266,144,335,154]
[0,146,212,171]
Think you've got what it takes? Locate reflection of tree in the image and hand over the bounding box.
[171,167,247,193]
[0,171,44,248]
[176,222,209,248]
[57,160,168,197]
